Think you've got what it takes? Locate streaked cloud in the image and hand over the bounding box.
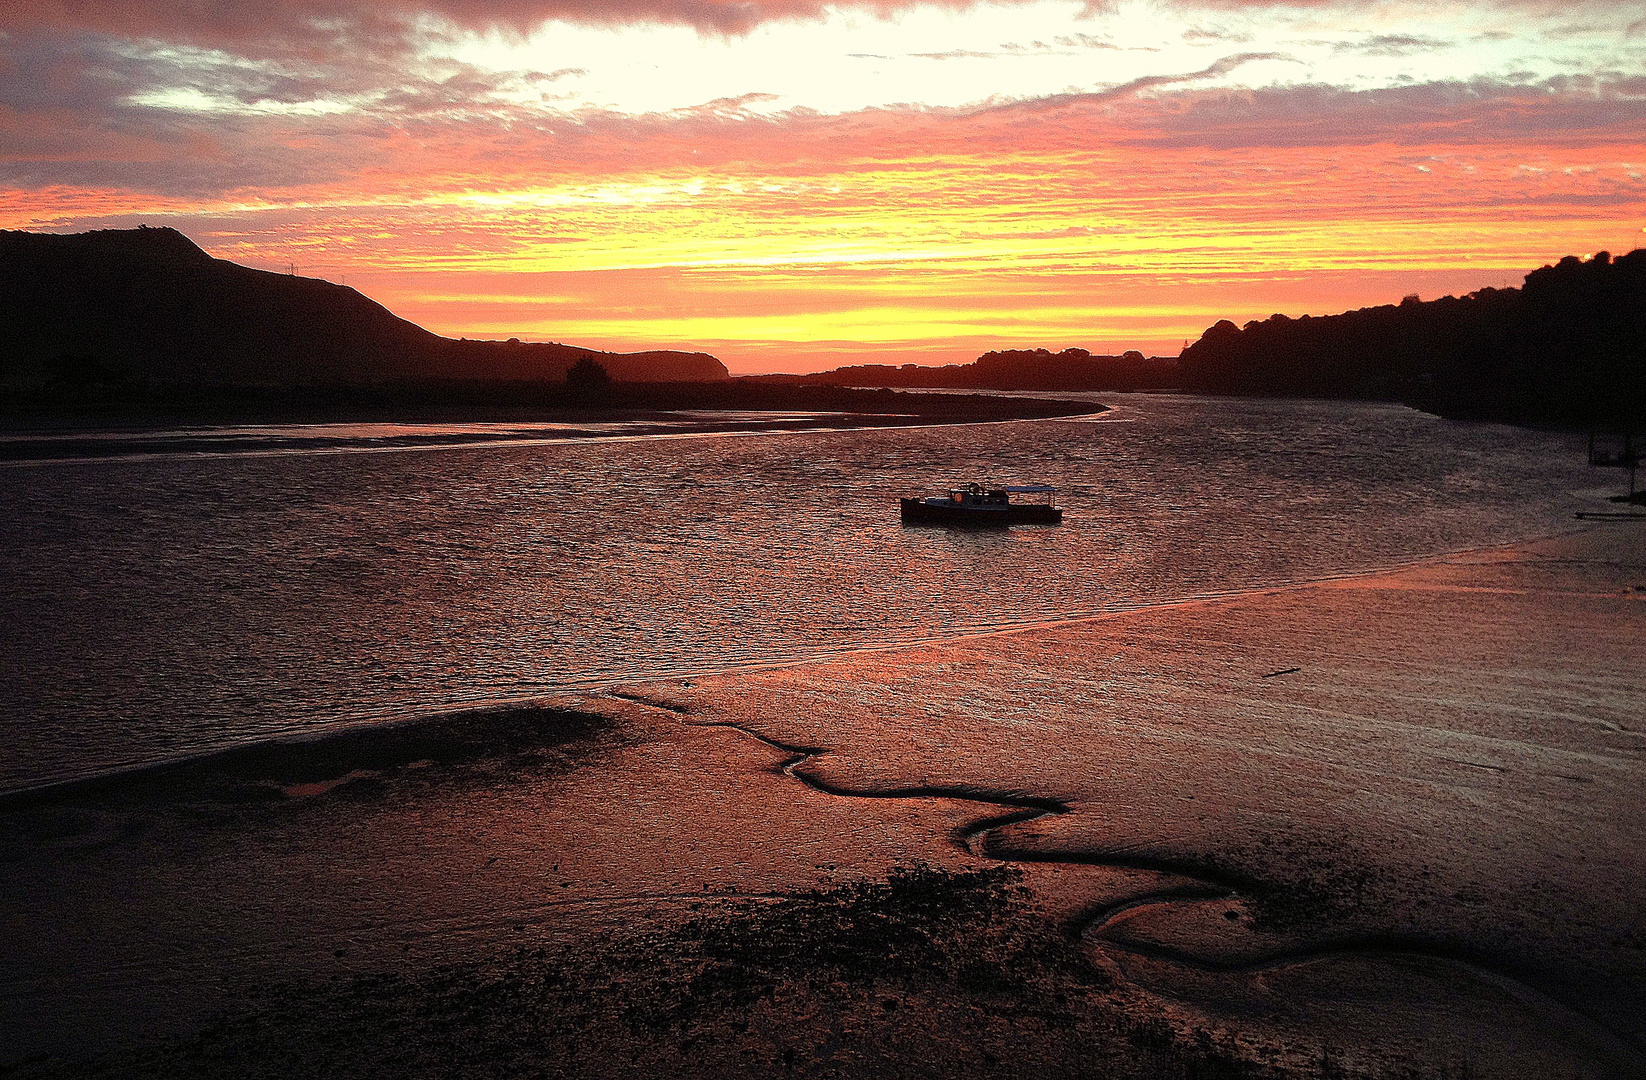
[1183,27,1252,44]
[1334,34,1452,56]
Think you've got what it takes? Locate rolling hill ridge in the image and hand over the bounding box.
[0,227,728,393]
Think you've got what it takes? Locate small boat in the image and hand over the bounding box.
[900,483,1063,526]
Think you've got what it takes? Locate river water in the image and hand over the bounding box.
[0,395,1602,794]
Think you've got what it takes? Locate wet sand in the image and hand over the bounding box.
[620,523,1645,1075]
[3,524,1642,1077]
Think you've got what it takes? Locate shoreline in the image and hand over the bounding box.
[0,520,1597,805]
[0,384,1103,444]
[0,401,1105,464]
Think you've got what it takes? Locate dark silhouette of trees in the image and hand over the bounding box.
[762,347,1178,391]
[1177,249,1646,424]
[563,355,614,400]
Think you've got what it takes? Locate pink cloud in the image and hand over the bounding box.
[2,0,1019,46]
[9,0,1645,45]
[10,66,1642,207]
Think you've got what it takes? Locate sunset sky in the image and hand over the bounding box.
[2,1,1643,373]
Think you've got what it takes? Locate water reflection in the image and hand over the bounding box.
[0,411,901,463]
[0,395,1595,791]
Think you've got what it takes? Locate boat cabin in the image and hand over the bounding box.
[901,483,1062,525]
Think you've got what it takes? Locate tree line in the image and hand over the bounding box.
[1177,249,1646,425]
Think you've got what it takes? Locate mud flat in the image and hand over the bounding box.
[619,522,1646,1077]
[3,525,1642,1078]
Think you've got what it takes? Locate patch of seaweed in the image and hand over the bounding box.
[640,864,1065,1022]
[5,864,1435,1080]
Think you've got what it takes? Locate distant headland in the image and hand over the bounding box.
[747,348,1178,392]
[0,226,726,400]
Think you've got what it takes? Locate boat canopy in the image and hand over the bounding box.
[1001,485,1055,493]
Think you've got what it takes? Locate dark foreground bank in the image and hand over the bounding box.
[0,699,1316,1080]
[8,865,1333,1080]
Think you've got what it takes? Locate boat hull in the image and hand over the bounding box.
[899,498,1062,526]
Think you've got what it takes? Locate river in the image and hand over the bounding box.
[0,394,1601,793]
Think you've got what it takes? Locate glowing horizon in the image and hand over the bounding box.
[3,0,1643,373]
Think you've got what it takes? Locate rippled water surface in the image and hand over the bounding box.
[0,395,1600,792]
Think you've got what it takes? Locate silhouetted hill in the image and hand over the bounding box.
[751,348,1177,391]
[0,227,728,398]
[1177,249,1646,425]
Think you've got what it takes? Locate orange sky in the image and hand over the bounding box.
[2,1,1643,373]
